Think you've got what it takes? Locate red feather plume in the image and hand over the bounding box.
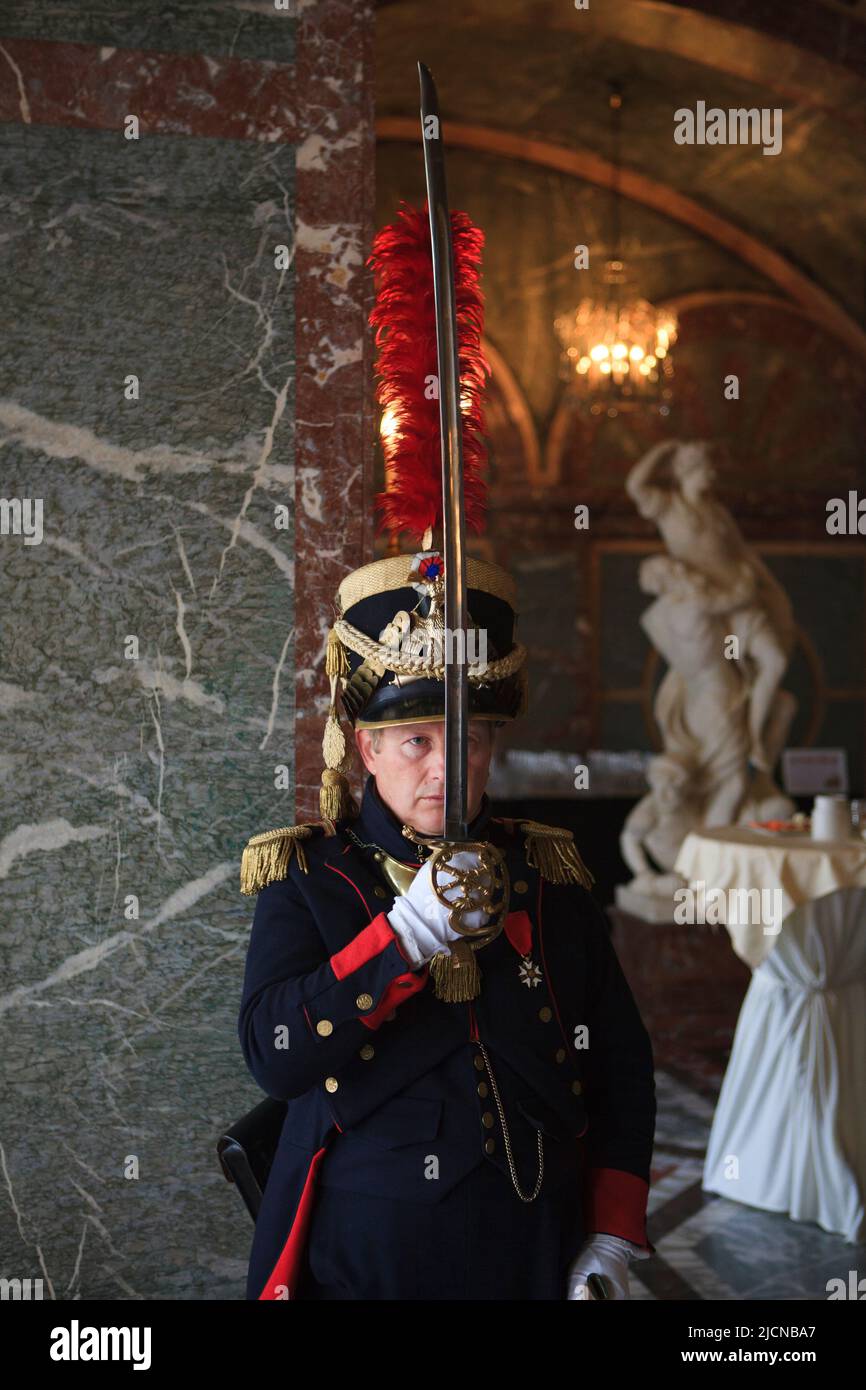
[367,201,489,541]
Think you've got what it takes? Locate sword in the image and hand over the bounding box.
[418,59,469,843]
[401,62,508,1002]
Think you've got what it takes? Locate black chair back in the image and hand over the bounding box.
[217,1097,288,1223]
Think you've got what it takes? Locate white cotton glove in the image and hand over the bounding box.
[566,1233,649,1301]
[386,850,493,969]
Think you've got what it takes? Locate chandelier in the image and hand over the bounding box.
[555,87,677,415]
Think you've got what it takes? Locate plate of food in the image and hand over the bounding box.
[747,815,811,836]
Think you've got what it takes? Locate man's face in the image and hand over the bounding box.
[355,718,494,836]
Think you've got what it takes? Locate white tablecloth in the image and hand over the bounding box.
[674,826,866,968]
[673,826,866,1242]
[701,886,866,1242]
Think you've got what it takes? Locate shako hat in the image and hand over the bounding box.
[319,203,526,822]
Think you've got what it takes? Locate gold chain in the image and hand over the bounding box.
[477,1040,544,1203]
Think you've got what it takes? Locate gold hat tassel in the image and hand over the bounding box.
[320,628,357,822]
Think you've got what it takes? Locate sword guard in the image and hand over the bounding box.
[401,829,509,944]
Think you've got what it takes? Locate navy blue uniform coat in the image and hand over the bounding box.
[238,779,656,1299]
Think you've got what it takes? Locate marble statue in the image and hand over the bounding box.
[617,440,797,917]
[620,751,699,892]
[627,440,795,772]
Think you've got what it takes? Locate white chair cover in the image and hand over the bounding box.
[702,886,866,1242]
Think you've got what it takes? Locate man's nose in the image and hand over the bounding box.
[426,746,446,779]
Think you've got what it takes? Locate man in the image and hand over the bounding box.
[237,546,656,1301]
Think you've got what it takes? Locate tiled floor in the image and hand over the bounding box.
[639,1070,865,1301]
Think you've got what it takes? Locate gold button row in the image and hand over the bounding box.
[325,1076,339,1093]
[360,1044,375,1060]
[356,992,373,1011]
[484,1138,496,1154]
[316,1019,333,1037]
[481,1111,495,1129]
[472,1033,573,1095]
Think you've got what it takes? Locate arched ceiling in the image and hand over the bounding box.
[375,0,866,323]
[374,0,866,432]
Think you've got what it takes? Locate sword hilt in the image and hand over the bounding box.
[402,827,509,946]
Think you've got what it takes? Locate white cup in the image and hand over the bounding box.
[811,795,853,842]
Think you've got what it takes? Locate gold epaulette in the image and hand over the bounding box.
[519,819,595,889]
[239,819,337,895]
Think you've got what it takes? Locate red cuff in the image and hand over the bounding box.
[583,1166,654,1252]
[360,964,429,1030]
[329,911,397,979]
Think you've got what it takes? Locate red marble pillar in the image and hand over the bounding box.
[294,1,376,818]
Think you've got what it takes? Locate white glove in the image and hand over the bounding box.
[386,850,493,968]
[566,1233,648,1301]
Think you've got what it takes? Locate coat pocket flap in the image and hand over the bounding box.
[348,1095,443,1149]
[516,1096,573,1142]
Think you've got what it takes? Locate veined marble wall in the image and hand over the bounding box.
[0,2,374,1299]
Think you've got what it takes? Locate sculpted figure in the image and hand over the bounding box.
[626,440,795,774]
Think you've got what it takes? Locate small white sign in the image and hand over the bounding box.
[781,748,848,796]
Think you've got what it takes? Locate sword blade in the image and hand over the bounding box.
[418,59,469,842]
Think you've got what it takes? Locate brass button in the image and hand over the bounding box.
[324,1076,339,1093]
[513,879,528,894]
[481,1111,495,1129]
[555,1047,566,1063]
[373,886,387,898]
[484,1138,496,1154]
[473,1054,486,1071]
[539,1006,553,1023]
[356,993,374,1011]
[316,1019,334,1037]
[572,1080,583,1096]
[477,1081,488,1098]
[360,1044,375,1060]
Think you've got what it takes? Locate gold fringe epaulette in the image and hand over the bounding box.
[519,820,595,889]
[240,819,336,895]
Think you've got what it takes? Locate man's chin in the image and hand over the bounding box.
[410,802,445,835]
